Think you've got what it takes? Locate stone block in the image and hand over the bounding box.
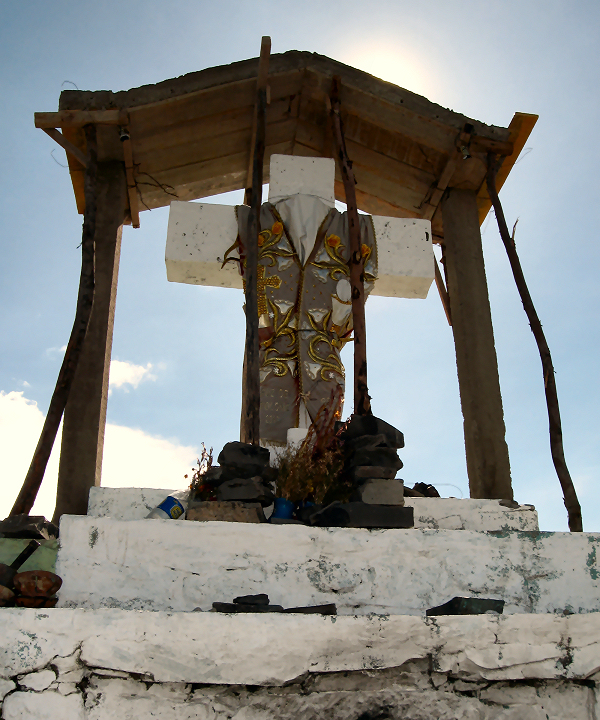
[310,502,413,529]
[17,668,56,691]
[355,479,405,505]
[2,690,84,720]
[350,447,403,470]
[186,501,265,524]
[350,465,396,480]
[216,477,275,506]
[217,441,270,478]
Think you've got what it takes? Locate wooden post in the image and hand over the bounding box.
[10,125,99,517]
[52,161,127,521]
[330,76,372,416]
[241,37,270,446]
[442,188,513,500]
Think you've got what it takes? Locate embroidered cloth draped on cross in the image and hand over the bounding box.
[236,202,377,445]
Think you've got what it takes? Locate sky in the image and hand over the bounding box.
[0,0,598,531]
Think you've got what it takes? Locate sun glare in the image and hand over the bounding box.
[342,45,439,101]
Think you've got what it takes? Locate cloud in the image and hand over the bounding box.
[45,345,67,357]
[0,391,198,521]
[109,360,157,394]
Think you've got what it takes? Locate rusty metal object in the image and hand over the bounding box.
[13,570,62,598]
[0,585,15,606]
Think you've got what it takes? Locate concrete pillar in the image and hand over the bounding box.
[53,162,127,521]
[442,188,513,500]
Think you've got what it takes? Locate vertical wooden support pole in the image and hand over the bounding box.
[53,161,127,521]
[241,36,270,446]
[442,188,513,500]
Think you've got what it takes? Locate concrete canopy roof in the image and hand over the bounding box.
[41,51,536,240]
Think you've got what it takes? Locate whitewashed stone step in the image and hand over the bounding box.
[2,608,599,686]
[56,515,599,615]
[87,487,539,531]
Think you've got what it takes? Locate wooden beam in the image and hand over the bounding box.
[477,112,538,225]
[35,109,126,128]
[42,128,88,167]
[244,37,271,205]
[434,256,452,326]
[421,150,459,221]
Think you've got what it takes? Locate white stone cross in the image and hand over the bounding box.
[165,154,434,445]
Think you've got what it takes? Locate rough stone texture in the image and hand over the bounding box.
[1,609,600,684]
[55,516,592,614]
[3,690,85,719]
[0,679,15,701]
[17,669,56,691]
[186,501,265,523]
[1,610,600,718]
[87,488,539,530]
[405,497,539,531]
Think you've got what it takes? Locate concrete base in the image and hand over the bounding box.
[1,609,599,719]
[56,515,599,615]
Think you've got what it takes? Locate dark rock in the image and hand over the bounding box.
[0,515,58,540]
[309,502,414,529]
[295,504,324,523]
[269,517,303,524]
[216,477,275,506]
[412,482,440,498]
[212,602,283,613]
[283,604,337,615]
[201,466,224,486]
[261,466,279,484]
[426,597,505,616]
[340,416,404,449]
[233,593,269,605]
[349,434,390,451]
[403,486,425,498]
[217,442,270,478]
[350,447,403,471]
[349,465,397,481]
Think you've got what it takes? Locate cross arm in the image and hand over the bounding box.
[370,217,434,299]
[166,201,243,289]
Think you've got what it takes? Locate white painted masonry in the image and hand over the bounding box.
[56,515,598,615]
[1,609,600,719]
[87,486,540,530]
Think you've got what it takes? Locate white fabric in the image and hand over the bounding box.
[274,195,331,266]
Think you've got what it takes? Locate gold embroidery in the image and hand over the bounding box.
[261,297,297,377]
[311,234,349,281]
[243,265,282,316]
[306,310,345,381]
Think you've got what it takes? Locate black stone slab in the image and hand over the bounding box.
[350,447,403,471]
[310,502,414,529]
[283,604,337,615]
[349,465,397,481]
[233,593,270,605]
[217,442,270,478]
[212,602,283,613]
[426,597,505,616]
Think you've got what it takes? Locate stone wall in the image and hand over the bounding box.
[1,609,599,719]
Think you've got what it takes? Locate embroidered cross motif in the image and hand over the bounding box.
[244,264,281,316]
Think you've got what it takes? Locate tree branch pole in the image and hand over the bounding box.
[486,155,582,532]
[10,124,99,516]
[242,37,270,446]
[330,76,372,416]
